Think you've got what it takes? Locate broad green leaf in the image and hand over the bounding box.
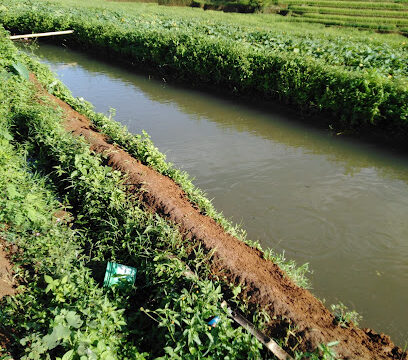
[43,333,59,350]
[10,62,29,80]
[0,130,13,141]
[327,340,340,347]
[66,311,83,329]
[44,275,53,284]
[52,323,71,341]
[62,349,74,360]
[193,333,202,346]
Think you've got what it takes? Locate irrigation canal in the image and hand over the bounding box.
[27,43,408,345]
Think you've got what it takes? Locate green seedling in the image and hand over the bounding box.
[331,302,362,328]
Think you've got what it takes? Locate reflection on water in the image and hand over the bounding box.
[27,43,408,345]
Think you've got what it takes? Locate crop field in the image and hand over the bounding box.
[122,0,408,34]
[157,0,408,34]
[0,0,407,136]
[0,0,408,359]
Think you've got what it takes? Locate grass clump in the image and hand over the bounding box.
[330,302,363,328]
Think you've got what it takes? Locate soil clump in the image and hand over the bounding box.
[32,75,407,360]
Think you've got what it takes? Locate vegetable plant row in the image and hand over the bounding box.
[0,28,148,359]
[289,13,408,33]
[289,5,408,18]
[295,11,408,25]
[0,0,407,135]
[278,0,408,10]
[274,0,408,33]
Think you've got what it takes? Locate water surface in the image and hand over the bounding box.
[28,43,408,345]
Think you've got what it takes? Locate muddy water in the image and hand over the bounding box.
[29,44,408,345]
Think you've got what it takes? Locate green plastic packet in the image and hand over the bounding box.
[103,261,137,288]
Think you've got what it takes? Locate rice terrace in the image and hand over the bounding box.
[0,0,407,358]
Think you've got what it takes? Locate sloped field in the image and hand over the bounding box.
[274,0,408,34]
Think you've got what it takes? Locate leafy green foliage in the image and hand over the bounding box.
[9,62,29,80]
[294,341,339,359]
[0,0,407,134]
[0,31,146,360]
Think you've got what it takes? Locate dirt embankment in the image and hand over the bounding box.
[33,76,406,360]
[0,238,16,358]
[0,240,16,300]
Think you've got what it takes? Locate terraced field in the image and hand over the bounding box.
[274,0,408,34]
[185,0,408,34]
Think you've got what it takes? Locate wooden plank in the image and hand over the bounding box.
[220,301,294,360]
[10,30,74,40]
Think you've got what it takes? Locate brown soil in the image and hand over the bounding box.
[0,239,16,358]
[53,210,73,225]
[0,239,16,300]
[32,75,407,360]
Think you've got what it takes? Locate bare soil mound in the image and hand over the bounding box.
[33,76,407,360]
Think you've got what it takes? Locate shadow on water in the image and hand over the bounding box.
[23,42,408,346]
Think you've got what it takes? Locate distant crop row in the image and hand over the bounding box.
[295,11,408,24]
[274,0,408,32]
[289,5,408,18]
[0,0,407,133]
[290,11,408,31]
[278,0,408,10]
[288,14,408,32]
[300,0,408,3]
